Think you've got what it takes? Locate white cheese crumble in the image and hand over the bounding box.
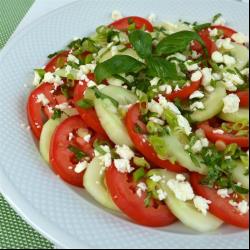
[157,189,168,201]
[176,174,186,182]
[115,145,135,160]
[168,52,187,62]
[213,129,224,135]
[167,178,195,202]
[223,72,244,86]
[148,100,164,116]
[193,196,211,216]
[192,138,209,153]
[159,84,173,94]
[149,117,165,125]
[111,10,123,21]
[174,85,181,92]
[201,67,212,86]
[177,115,192,135]
[150,175,162,183]
[217,188,232,198]
[216,38,234,50]
[209,28,218,37]
[189,91,205,100]
[33,71,41,86]
[74,161,88,173]
[83,134,91,143]
[36,94,49,106]
[237,200,249,215]
[55,102,71,110]
[191,70,202,82]
[150,77,161,86]
[136,182,147,197]
[87,80,97,88]
[68,132,74,141]
[67,54,79,64]
[114,159,134,173]
[185,61,200,72]
[223,55,236,66]
[190,101,205,111]
[212,51,224,63]
[223,81,237,92]
[223,94,240,113]
[231,32,249,44]
[212,73,222,81]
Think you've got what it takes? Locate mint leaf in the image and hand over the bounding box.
[94,55,144,83]
[156,31,206,56]
[147,57,180,81]
[129,30,152,59]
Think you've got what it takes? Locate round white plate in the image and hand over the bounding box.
[0,0,249,248]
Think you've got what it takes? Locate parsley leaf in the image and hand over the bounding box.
[68,145,87,161]
[51,109,63,120]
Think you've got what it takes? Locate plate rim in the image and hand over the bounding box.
[0,0,249,248]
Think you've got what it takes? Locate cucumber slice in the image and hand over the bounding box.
[148,169,223,232]
[85,86,137,106]
[232,161,249,189]
[39,109,78,163]
[190,84,227,123]
[99,48,141,63]
[150,135,207,174]
[84,157,119,211]
[94,98,134,147]
[230,43,249,70]
[218,108,249,123]
[54,68,78,79]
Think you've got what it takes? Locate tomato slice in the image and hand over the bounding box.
[236,90,249,108]
[27,83,57,139]
[198,120,249,148]
[105,165,176,227]
[73,76,107,137]
[212,25,237,39]
[191,29,217,57]
[109,16,154,32]
[165,79,202,101]
[125,104,187,173]
[50,115,99,187]
[190,173,249,228]
[45,51,69,72]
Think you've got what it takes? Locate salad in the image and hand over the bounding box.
[27,12,249,232]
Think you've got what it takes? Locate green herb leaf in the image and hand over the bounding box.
[233,185,249,195]
[147,57,180,81]
[34,69,46,79]
[193,23,211,32]
[144,192,152,208]
[129,30,152,59]
[51,109,63,120]
[156,31,206,56]
[77,98,94,109]
[94,55,144,83]
[68,145,87,161]
[133,167,146,182]
[212,13,222,23]
[48,50,64,59]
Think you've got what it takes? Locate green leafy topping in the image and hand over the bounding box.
[156,31,207,56]
[94,55,144,83]
[77,98,94,109]
[34,69,46,79]
[212,13,222,23]
[68,145,87,161]
[51,109,63,120]
[133,167,146,182]
[129,30,153,59]
[48,50,64,59]
[193,23,211,32]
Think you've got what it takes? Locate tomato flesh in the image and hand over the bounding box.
[165,80,201,101]
[50,115,98,187]
[190,173,249,228]
[73,75,107,137]
[105,165,176,227]
[125,104,187,173]
[45,51,69,72]
[109,16,154,32]
[198,120,249,148]
[236,90,249,108]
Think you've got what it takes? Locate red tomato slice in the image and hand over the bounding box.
[191,29,217,57]
[50,115,97,187]
[125,104,187,173]
[198,120,249,148]
[109,16,154,32]
[45,51,69,72]
[236,90,249,108]
[105,165,176,227]
[212,25,237,39]
[165,79,202,101]
[190,173,249,228]
[73,75,107,137]
[27,83,56,139]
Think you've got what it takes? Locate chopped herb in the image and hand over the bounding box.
[233,185,249,195]
[144,192,152,207]
[193,23,211,32]
[212,13,222,23]
[51,109,63,120]
[133,167,146,182]
[34,69,45,79]
[48,50,64,59]
[68,145,87,161]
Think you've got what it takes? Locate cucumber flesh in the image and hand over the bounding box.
[99,48,141,63]
[232,161,249,189]
[94,98,134,147]
[218,108,249,123]
[39,108,78,163]
[230,43,249,70]
[151,135,207,174]
[84,157,119,211]
[148,169,223,232]
[190,84,227,123]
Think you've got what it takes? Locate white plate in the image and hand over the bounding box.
[0,0,249,248]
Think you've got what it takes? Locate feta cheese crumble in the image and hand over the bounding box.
[148,100,164,116]
[33,71,41,86]
[212,51,224,63]
[149,117,165,125]
[157,189,168,201]
[191,70,202,82]
[201,67,212,86]
[217,188,232,198]
[67,54,79,64]
[231,32,249,44]
[150,175,162,183]
[83,134,91,143]
[190,101,205,111]
[74,161,88,173]
[36,94,49,106]
[136,182,147,197]
[114,159,134,173]
[189,91,205,100]
[223,55,236,66]
[68,132,74,141]
[115,145,135,160]
[193,196,211,216]
[213,129,224,135]
[223,94,240,113]
[177,115,192,135]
